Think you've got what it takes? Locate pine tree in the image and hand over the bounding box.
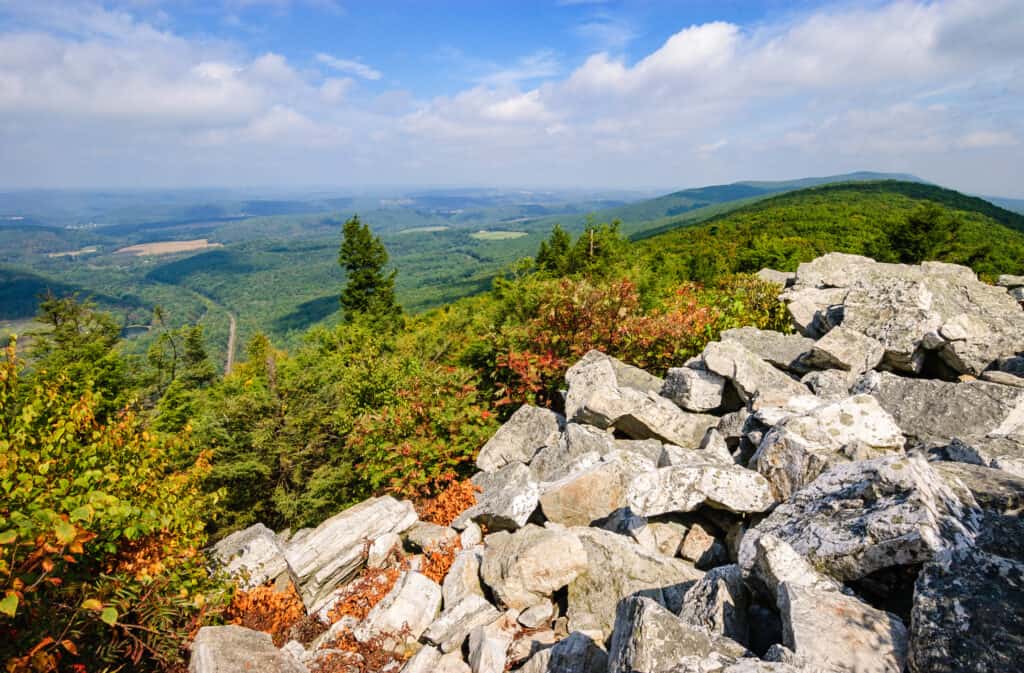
[338,215,401,324]
[536,224,572,274]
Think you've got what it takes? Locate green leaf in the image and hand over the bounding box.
[54,519,76,545]
[0,530,16,545]
[100,607,118,626]
[0,592,18,617]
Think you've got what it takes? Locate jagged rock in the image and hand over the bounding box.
[751,395,905,500]
[461,521,483,548]
[781,286,849,337]
[212,523,295,591]
[401,645,442,673]
[740,454,979,584]
[567,527,703,640]
[403,521,458,552]
[659,440,733,469]
[998,274,1024,288]
[806,326,884,374]
[607,596,748,673]
[518,601,557,629]
[539,459,633,527]
[368,533,401,569]
[701,341,809,404]
[565,350,717,448]
[286,496,418,612]
[678,564,750,645]
[933,460,1024,562]
[941,434,1024,479]
[633,520,687,558]
[700,429,738,463]
[508,629,557,666]
[740,533,841,599]
[800,369,857,400]
[909,548,1024,673]
[855,371,1024,447]
[355,571,441,648]
[442,547,485,608]
[189,626,307,673]
[627,463,775,517]
[481,525,587,610]
[663,364,727,412]
[680,522,729,570]
[778,582,908,673]
[476,405,562,472]
[756,268,795,287]
[981,370,1024,387]
[517,632,608,673]
[423,594,502,653]
[721,327,815,375]
[454,462,540,531]
[530,444,601,484]
[468,610,518,673]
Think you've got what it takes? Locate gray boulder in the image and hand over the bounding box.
[680,522,729,570]
[443,547,485,608]
[780,286,849,337]
[354,571,441,648]
[404,521,458,552]
[212,523,295,591]
[285,496,418,612]
[998,274,1024,288]
[607,596,748,673]
[701,341,809,405]
[662,364,727,413]
[454,462,540,531]
[189,626,307,673]
[739,533,841,600]
[678,564,750,645]
[740,454,979,584]
[756,268,795,287]
[468,610,518,673]
[933,460,1024,562]
[942,434,1024,479]
[627,463,775,517]
[806,326,884,374]
[517,631,608,673]
[539,458,634,527]
[567,527,703,640]
[720,327,815,375]
[800,369,858,400]
[423,594,502,654]
[476,404,562,472]
[481,524,587,610]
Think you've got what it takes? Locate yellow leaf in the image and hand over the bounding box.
[81,598,102,611]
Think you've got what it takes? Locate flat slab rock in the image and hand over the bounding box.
[740,454,979,584]
[481,524,588,610]
[701,341,809,405]
[933,461,1024,563]
[212,523,294,590]
[720,327,814,375]
[627,462,775,517]
[189,626,306,673]
[475,404,562,472]
[453,461,540,531]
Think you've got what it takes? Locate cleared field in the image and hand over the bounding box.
[115,239,223,256]
[48,246,99,258]
[470,230,527,240]
[399,226,450,234]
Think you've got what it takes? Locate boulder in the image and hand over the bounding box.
[403,521,458,552]
[909,548,1024,673]
[367,533,401,569]
[480,525,587,611]
[212,523,295,591]
[517,632,608,673]
[941,434,1024,479]
[355,571,442,648]
[285,496,418,612]
[780,286,849,337]
[468,611,518,673]
[627,463,775,517]
[443,548,485,608]
[800,369,858,400]
[701,341,809,404]
[740,533,841,600]
[806,326,884,374]
[751,395,905,500]
[740,454,979,584]
[678,564,750,645]
[998,274,1024,288]
[632,520,687,558]
[680,522,729,570]
[423,594,502,654]
[662,364,727,413]
[189,626,307,673]
[476,405,562,472]
[855,371,1024,448]
[567,527,703,640]
[607,596,748,673]
[756,268,795,287]
[720,327,815,375]
[659,440,733,469]
[539,459,633,527]
[454,462,540,531]
[778,582,907,673]
[932,460,1024,562]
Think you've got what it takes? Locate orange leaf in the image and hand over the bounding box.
[61,640,79,655]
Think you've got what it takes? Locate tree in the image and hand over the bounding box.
[338,215,401,324]
[567,218,627,275]
[888,203,959,263]
[536,224,572,275]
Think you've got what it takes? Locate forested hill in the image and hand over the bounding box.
[634,180,1024,282]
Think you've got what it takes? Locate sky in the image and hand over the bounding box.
[0,0,1021,195]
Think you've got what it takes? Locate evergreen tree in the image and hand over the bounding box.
[888,203,959,263]
[567,218,627,275]
[536,224,572,274]
[338,215,401,324]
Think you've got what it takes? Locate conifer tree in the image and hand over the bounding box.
[536,224,572,274]
[338,215,401,324]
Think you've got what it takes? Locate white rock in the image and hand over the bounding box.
[481,525,587,611]
[476,405,562,472]
[627,463,775,517]
[423,594,502,653]
[355,571,442,649]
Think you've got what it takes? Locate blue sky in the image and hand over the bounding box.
[0,0,1021,195]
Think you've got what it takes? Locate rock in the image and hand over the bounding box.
[680,523,729,570]
[751,395,905,500]
[998,274,1024,288]
[517,632,608,673]
[286,496,418,612]
[480,525,587,611]
[567,527,703,640]
[518,601,557,629]
[781,286,849,337]
[565,350,717,448]
[423,594,502,653]
[633,521,687,558]
[778,582,908,673]
[981,370,1024,387]
[404,521,458,552]
[909,548,1024,673]
[476,405,562,472]
[679,564,750,645]
[659,439,733,469]
[468,611,518,673]
[800,369,857,400]
[933,460,1024,562]
[627,463,775,517]
[508,629,558,667]
[756,268,795,287]
[701,341,809,405]
[401,645,442,673]
[355,571,442,648]
[740,454,979,584]
[700,429,737,464]
[368,533,401,569]
[442,548,485,608]
[663,364,727,412]
[539,452,655,527]
[454,462,540,531]
[189,626,307,673]
[460,521,483,548]
[806,326,884,374]
[720,327,815,375]
[607,596,748,673]
[212,523,295,591]
[855,371,1024,447]
[740,533,841,599]
[941,434,1024,478]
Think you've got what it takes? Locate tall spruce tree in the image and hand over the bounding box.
[338,215,401,323]
[536,224,572,274]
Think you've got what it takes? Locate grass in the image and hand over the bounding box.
[470,230,527,240]
[398,226,450,234]
[115,239,223,256]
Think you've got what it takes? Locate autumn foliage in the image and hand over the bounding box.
[226,583,308,647]
[417,478,478,527]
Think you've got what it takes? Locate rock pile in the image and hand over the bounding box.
[191,254,1024,673]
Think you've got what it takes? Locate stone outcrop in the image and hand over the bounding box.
[189,626,307,673]
[212,523,295,591]
[480,525,587,611]
[475,404,562,472]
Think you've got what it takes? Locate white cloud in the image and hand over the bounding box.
[316,53,382,81]
[958,130,1019,149]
